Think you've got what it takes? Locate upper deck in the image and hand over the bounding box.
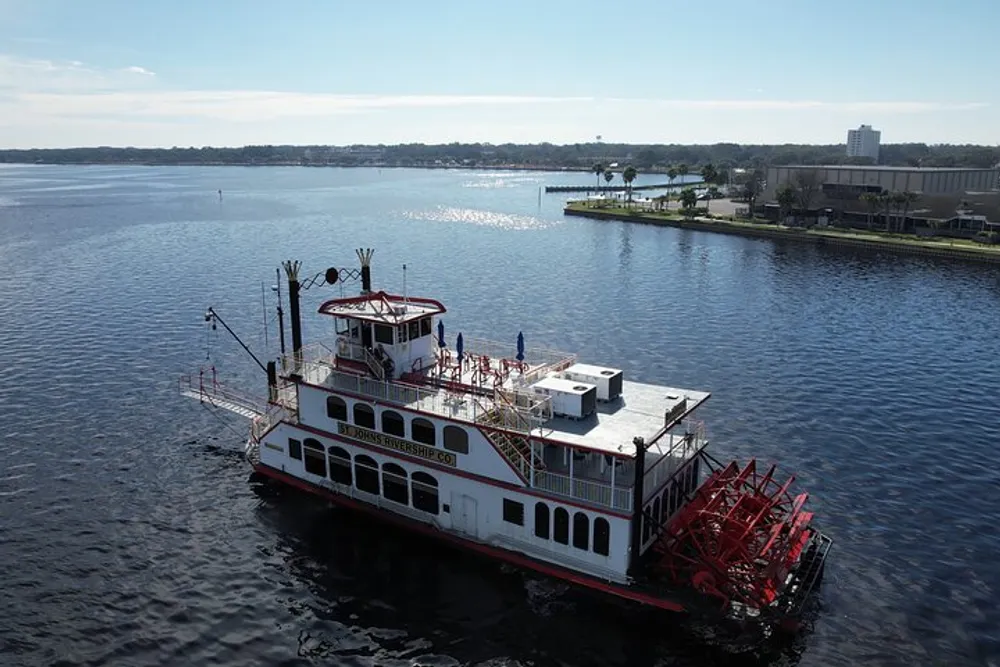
[285,338,709,458]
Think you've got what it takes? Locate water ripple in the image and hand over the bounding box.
[1,165,999,667]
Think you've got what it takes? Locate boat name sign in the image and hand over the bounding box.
[338,422,457,467]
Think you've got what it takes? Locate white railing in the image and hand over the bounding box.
[642,423,706,501]
[284,346,551,434]
[533,469,633,512]
[250,400,297,443]
[178,372,267,418]
[460,335,576,373]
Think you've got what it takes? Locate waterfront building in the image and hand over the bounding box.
[846,125,881,161]
[763,165,1000,226]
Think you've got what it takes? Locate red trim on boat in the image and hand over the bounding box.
[317,291,447,320]
[265,419,633,519]
[253,462,685,613]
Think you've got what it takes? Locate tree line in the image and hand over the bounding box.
[1,141,997,170]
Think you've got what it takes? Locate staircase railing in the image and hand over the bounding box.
[473,398,545,481]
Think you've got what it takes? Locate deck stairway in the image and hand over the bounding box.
[476,406,546,480]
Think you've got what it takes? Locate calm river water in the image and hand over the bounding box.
[1,165,998,667]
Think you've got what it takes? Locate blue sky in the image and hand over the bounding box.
[1,0,997,148]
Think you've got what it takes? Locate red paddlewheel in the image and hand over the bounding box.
[651,459,814,612]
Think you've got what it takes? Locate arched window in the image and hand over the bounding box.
[411,417,435,446]
[354,454,380,494]
[328,446,352,485]
[553,507,569,545]
[534,502,550,539]
[353,403,375,429]
[381,410,405,437]
[670,482,681,519]
[382,462,409,505]
[443,425,469,454]
[303,438,326,477]
[411,471,439,514]
[653,495,662,526]
[573,512,590,550]
[593,517,610,556]
[661,488,672,522]
[326,396,347,421]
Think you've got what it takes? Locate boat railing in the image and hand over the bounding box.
[642,422,706,501]
[250,400,297,443]
[533,469,633,513]
[178,371,268,418]
[461,336,576,370]
[285,344,554,432]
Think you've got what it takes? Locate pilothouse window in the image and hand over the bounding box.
[420,318,432,337]
[374,324,394,345]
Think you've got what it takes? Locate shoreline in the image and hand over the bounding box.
[563,203,1000,265]
[0,161,679,174]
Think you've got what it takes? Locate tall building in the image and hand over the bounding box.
[846,124,881,161]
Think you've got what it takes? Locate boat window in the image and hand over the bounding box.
[553,507,569,545]
[642,505,653,543]
[355,455,380,494]
[593,518,610,556]
[411,471,439,514]
[442,425,468,454]
[328,446,352,485]
[661,488,672,521]
[374,324,394,345]
[303,438,327,477]
[326,396,348,421]
[502,499,524,526]
[382,462,409,505]
[408,320,420,340]
[412,418,435,446]
[353,403,376,429]
[288,438,302,461]
[381,410,405,437]
[653,495,662,526]
[534,502,550,539]
[420,317,432,337]
[573,512,590,550]
[670,482,681,518]
[398,324,408,343]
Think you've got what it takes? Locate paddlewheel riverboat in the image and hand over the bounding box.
[180,248,831,634]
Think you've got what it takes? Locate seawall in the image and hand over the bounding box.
[564,206,1000,265]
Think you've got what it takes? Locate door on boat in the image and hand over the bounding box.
[451,493,478,538]
[361,323,373,350]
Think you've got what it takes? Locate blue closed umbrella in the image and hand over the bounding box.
[456,332,464,365]
[516,331,525,361]
[437,320,446,348]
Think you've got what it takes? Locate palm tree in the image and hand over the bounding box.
[776,184,796,223]
[859,192,879,230]
[877,192,893,231]
[622,165,638,207]
[604,169,614,191]
[667,166,678,190]
[677,163,689,187]
[592,162,604,193]
[700,164,718,213]
[897,190,919,233]
[679,187,698,216]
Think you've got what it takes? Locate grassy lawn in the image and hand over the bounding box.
[564,202,1000,256]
